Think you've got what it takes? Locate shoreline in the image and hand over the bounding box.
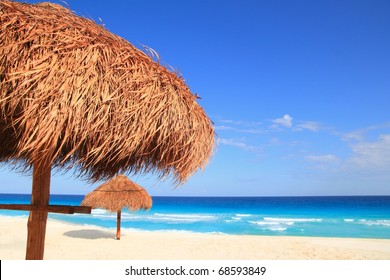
[2,213,389,240]
[1,216,390,260]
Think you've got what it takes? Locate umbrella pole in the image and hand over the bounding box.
[26,158,51,260]
[116,210,121,240]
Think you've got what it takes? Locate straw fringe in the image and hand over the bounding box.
[81,175,152,212]
[0,0,215,184]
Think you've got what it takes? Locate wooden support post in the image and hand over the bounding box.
[116,210,121,240]
[26,158,51,260]
[0,204,91,214]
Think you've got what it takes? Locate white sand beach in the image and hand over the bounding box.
[1,216,390,260]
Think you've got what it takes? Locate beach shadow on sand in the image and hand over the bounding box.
[63,229,116,240]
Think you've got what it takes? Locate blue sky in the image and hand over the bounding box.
[1,0,389,196]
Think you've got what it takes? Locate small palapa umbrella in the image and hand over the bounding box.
[81,175,152,240]
[0,0,214,259]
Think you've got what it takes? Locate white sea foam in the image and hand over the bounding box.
[224,218,242,223]
[89,211,218,223]
[91,209,108,215]
[120,215,146,221]
[90,214,116,219]
[150,229,227,235]
[358,219,390,227]
[249,221,294,226]
[121,227,200,234]
[268,227,288,231]
[248,221,289,231]
[122,213,218,223]
[120,226,226,235]
[342,218,390,227]
[235,214,252,217]
[263,217,322,223]
[0,213,29,218]
[249,217,322,232]
[91,211,146,220]
[154,213,215,220]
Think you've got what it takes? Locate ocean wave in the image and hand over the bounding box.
[263,217,322,223]
[343,219,390,227]
[90,211,146,220]
[91,209,108,215]
[90,214,116,219]
[249,220,294,226]
[89,212,217,223]
[235,214,253,217]
[120,227,227,235]
[0,213,29,218]
[248,217,322,232]
[358,219,390,227]
[154,213,215,219]
[268,227,288,231]
[153,229,226,235]
[249,220,291,232]
[90,209,149,218]
[119,213,218,223]
[224,219,241,223]
[248,221,288,231]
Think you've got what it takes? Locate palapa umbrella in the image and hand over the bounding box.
[81,175,152,240]
[0,0,214,259]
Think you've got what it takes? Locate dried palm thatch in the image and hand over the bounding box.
[81,175,152,213]
[82,175,152,240]
[0,0,215,184]
[0,0,214,259]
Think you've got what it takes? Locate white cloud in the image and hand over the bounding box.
[214,118,264,134]
[217,115,326,134]
[295,121,322,132]
[214,125,235,131]
[305,154,339,163]
[347,134,390,169]
[239,128,265,134]
[341,131,365,142]
[219,138,257,151]
[272,114,293,128]
[341,122,390,142]
[218,119,245,125]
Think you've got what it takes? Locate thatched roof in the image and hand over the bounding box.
[81,175,152,212]
[0,0,215,184]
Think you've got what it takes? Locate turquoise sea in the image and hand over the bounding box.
[0,194,389,239]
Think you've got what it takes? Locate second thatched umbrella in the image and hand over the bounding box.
[81,175,152,240]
